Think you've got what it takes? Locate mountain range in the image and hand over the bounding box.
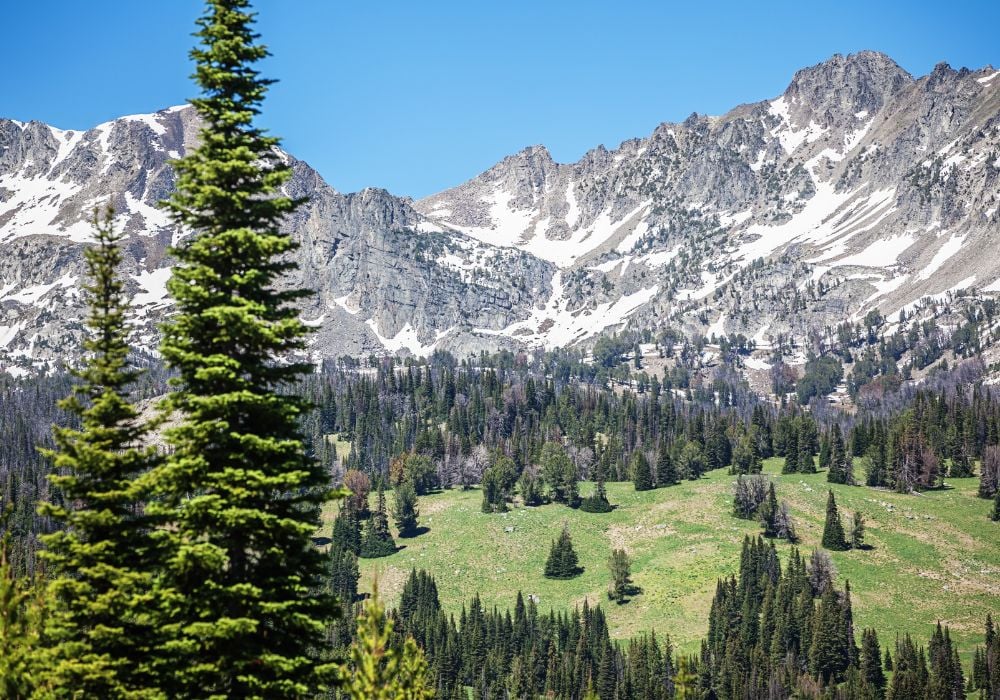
[1,51,998,374]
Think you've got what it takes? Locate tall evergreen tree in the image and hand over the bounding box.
[758,482,780,538]
[850,511,867,550]
[656,440,679,486]
[783,428,799,474]
[631,450,653,492]
[336,585,434,699]
[607,549,634,604]
[332,501,361,555]
[809,584,850,684]
[581,458,612,513]
[860,628,887,698]
[151,1,335,694]
[828,425,849,484]
[544,525,581,579]
[394,480,421,537]
[0,534,47,698]
[822,491,850,551]
[38,206,159,697]
[799,421,817,474]
[361,484,397,558]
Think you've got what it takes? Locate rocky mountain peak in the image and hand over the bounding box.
[3,53,1000,370]
[782,51,912,128]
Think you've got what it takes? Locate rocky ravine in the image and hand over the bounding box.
[1,51,999,372]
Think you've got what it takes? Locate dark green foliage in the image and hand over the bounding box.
[544,525,581,579]
[580,459,613,512]
[481,464,509,513]
[992,489,1000,522]
[850,510,867,550]
[819,431,832,471]
[656,439,680,485]
[539,442,579,506]
[607,548,637,604]
[518,467,544,507]
[799,419,818,473]
[860,628,887,697]
[927,622,964,699]
[402,453,439,496]
[783,423,800,473]
[810,583,851,683]
[730,433,762,475]
[828,424,851,484]
[886,634,929,699]
[797,354,844,404]
[393,480,420,537]
[327,545,359,610]
[678,440,707,480]
[758,482,780,537]
[150,1,335,694]
[332,502,361,555]
[822,490,850,550]
[631,450,653,492]
[360,485,396,558]
[38,207,160,696]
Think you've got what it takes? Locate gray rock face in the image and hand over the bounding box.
[1,51,999,371]
[416,51,1000,350]
[0,107,552,371]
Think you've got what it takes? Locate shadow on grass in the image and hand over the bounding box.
[545,566,585,580]
[399,526,430,538]
[611,584,644,605]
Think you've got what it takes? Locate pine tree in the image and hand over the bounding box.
[850,510,866,550]
[361,484,397,558]
[150,2,335,694]
[860,628,887,698]
[822,490,849,551]
[656,440,679,486]
[809,584,849,683]
[326,545,359,611]
[607,549,633,604]
[783,428,799,474]
[581,459,612,513]
[336,584,434,699]
[38,206,160,697]
[0,534,47,698]
[544,525,581,579]
[332,501,362,555]
[799,421,817,474]
[759,482,780,538]
[828,425,849,484]
[394,480,421,537]
[631,450,653,492]
[819,432,831,472]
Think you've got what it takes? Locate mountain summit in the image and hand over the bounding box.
[1,52,999,372]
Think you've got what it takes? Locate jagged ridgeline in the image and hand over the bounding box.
[2,52,999,372]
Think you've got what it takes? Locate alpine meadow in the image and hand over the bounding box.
[2,1,1000,699]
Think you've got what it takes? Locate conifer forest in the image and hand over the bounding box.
[1,1,999,698]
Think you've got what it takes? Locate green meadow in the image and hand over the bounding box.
[322,458,999,661]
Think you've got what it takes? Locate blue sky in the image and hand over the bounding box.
[3,1,997,198]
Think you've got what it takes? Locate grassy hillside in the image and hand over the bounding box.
[321,458,999,660]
